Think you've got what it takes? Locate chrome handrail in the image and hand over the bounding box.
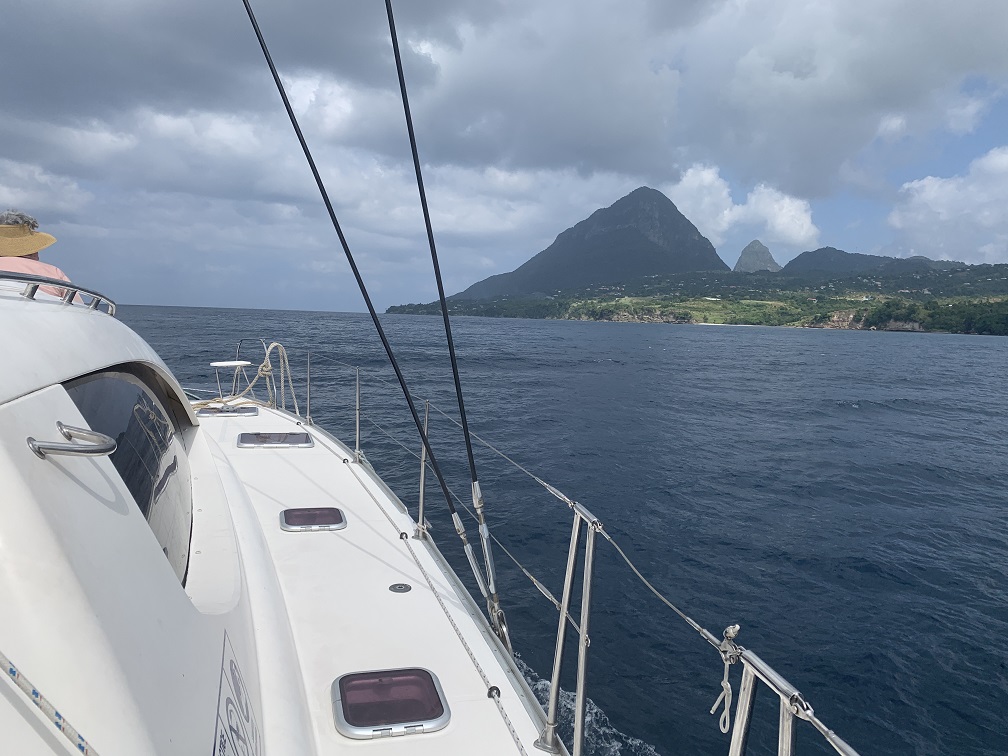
[535,501,602,756]
[27,421,117,459]
[0,271,116,315]
[233,338,267,397]
[415,400,430,540]
[728,647,859,756]
[355,367,362,462]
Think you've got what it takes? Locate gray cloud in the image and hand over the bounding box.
[2,0,1007,310]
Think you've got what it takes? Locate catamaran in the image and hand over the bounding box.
[0,3,862,755]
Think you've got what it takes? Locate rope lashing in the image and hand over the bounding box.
[709,624,741,733]
[710,659,733,734]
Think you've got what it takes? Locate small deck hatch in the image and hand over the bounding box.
[332,668,450,739]
[197,405,259,417]
[279,507,346,531]
[236,431,313,448]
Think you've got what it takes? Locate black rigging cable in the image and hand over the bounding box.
[239,0,492,605]
[383,0,510,649]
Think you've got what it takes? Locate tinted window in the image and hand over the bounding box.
[334,668,449,735]
[65,369,193,583]
[280,507,346,530]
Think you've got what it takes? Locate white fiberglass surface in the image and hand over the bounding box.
[0,291,174,407]
[0,385,226,754]
[200,405,546,755]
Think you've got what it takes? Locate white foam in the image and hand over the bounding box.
[515,656,660,756]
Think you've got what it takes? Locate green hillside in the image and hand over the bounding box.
[388,263,1008,335]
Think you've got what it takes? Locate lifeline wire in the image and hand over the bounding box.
[384,0,508,644]
[349,364,719,648]
[362,413,571,620]
[239,0,490,598]
[353,407,860,755]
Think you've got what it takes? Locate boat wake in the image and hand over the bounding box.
[515,656,660,756]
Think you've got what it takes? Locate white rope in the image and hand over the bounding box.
[0,649,99,754]
[194,342,300,415]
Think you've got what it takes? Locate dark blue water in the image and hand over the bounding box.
[119,306,1008,755]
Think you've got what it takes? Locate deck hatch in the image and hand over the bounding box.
[197,405,259,417]
[279,507,346,531]
[236,431,313,448]
[332,668,450,739]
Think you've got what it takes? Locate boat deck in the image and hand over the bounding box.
[196,401,547,755]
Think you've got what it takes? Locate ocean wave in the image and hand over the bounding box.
[515,656,660,756]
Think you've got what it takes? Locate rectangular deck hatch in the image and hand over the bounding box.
[236,431,313,448]
[279,507,346,531]
[332,668,450,739]
[197,405,259,417]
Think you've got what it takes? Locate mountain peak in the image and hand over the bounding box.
[733,240,781,273]
[453,187,727,300]
[783,246,885,275]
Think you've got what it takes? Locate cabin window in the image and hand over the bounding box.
[331,668,450,739]
[64,367,193,584]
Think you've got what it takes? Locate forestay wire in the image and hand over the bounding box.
[238,0,493,607]
[383,0,509,648]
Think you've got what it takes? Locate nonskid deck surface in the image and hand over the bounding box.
[199,403,545,754]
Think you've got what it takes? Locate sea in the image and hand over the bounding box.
[119,306,1008,756]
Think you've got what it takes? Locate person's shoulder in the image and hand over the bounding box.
[38,260,71,282]
[0,256,70,282]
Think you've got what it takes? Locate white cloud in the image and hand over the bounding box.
[143,110,262,158]
[889,146,1008,262]
[0,160,93,215]
[664,164,818,249]
[668,0,1008,194]
[663,165,734,245]
[737,184,820,247]
[945,95,992,135]
[876,114,908,141]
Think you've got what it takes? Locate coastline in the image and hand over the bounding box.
[387,297,1008,335]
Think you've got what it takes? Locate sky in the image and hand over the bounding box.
[2,0,1008,311]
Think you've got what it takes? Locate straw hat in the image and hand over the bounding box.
[0,210,57,257]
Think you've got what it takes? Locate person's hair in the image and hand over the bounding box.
[0,210,40,229]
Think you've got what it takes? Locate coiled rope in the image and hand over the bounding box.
[193,341,299,415]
